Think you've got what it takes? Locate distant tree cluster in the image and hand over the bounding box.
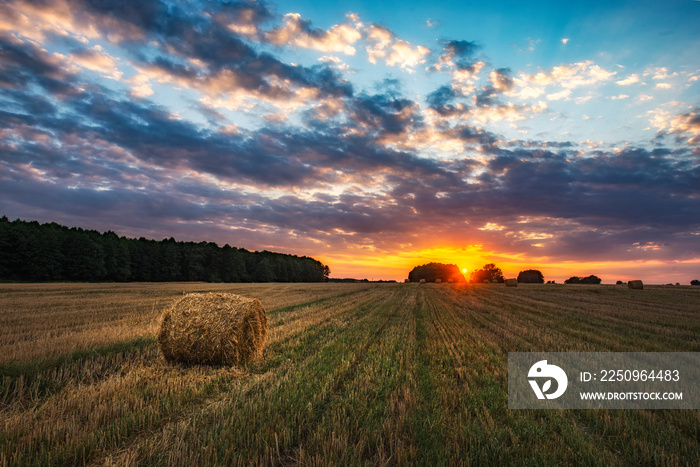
[470,264,504,283]
[691,280,700,286]
[408,263,466,283]
[564,275,602,284]
[517,269,544,283]
[0,217,329,283]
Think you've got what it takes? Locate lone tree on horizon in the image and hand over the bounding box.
[408,263,466,283]
[565,275,602,284]
[470,263,504,283]
[517,269,545,283]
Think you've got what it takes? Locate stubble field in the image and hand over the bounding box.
[1,282,699,465]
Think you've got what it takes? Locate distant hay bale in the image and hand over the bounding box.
[158,293,268,365]
[419,279,426,284]
[435,278,442,283]
[628,280,644,290]
[505,279,518,287]
[404,279,410,283]
[483,280,490,284]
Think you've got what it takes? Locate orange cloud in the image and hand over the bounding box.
[266,13,362,55]
[56,45,122,80]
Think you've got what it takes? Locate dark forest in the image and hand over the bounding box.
[0,217,329,283]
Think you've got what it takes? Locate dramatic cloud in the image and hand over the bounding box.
[651,107,700,145]
[434,40,482,72]
[489,68,514,93]
[1,0,698,282]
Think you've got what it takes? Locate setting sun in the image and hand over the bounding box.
[462,268,468,274]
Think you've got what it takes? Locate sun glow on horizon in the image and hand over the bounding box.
[318,245,700,284]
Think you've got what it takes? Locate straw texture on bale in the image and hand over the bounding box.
[628,280,644,290]
[505,279,518,287]
[159,293,268,365]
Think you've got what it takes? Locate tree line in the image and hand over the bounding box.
[0,217,330,283]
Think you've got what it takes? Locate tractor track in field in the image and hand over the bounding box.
[422,289,471,389]
[278,287,409,465]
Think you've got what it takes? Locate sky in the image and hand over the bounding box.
[0,0,699,284]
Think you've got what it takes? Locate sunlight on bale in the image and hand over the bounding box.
[158,293,268,365]
[628,280,644,290]
[505,279,518,287]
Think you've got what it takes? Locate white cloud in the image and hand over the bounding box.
[547,89,571,101]
[318,55,351,72]
[366,25,430,72]
[513,85,545,99]
[511,61,615,104]
[127,74,153,98]
[616,74,639,86]
[467,100,547,124]
[553,61,616,89]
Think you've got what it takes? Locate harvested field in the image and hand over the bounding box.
[1,282,699,465]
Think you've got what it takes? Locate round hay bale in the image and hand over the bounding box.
[419,279,426,284]
[158,293,268,365]
[435,278,442,283]
[628,280,644,290]
[505,278,518,287]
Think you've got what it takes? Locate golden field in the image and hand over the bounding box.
[1,282,699,465]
